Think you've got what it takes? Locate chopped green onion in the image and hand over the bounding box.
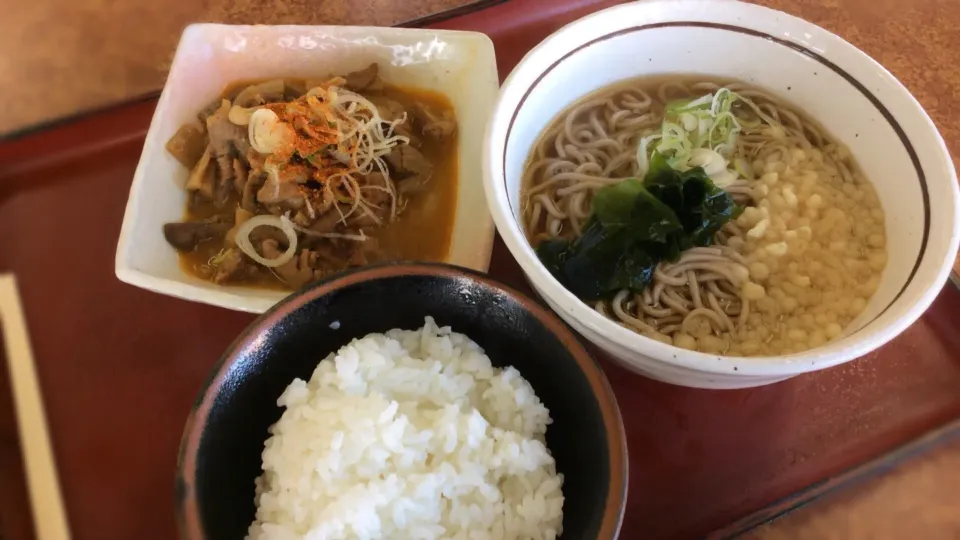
[639,88,748,183]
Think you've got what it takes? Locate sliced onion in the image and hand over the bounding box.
[314,231,367,242]
[249,109,294,154]
[286,219,367,242]
[688,148,727,175]
[710,169,738,188]
[235,214,297,267]
[328,148,351,165]
[228,105,260,126]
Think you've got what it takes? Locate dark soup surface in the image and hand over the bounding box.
[162,63,459,290]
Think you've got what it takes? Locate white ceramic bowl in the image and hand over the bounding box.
[484,0,960,388]
[117,24,498,313]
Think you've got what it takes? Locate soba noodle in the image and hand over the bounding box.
[522,77,888,357]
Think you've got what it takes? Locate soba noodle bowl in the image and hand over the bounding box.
[522,77,887,357]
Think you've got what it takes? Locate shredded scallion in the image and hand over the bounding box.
[638,88,747,186]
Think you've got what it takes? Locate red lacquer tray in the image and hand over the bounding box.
[2,1,960,539]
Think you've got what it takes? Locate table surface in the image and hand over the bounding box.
[1,0,960,538]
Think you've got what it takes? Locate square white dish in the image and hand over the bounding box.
[116,24,499,313]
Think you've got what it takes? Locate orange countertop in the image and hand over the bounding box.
[1,0,959,538]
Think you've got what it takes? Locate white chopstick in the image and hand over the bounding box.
[0,274,71,540]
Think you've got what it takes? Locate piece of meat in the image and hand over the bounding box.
[397,174,430,196]
[206,100,249,207]
[207,101,251,161]
[207,102,253,167]
[368,96,419,147]
[422,118,457,140]
[348,236,387,266]
[413,102,457,141]
[261,240,319,289]
[324,234,379,267]
[370,96,405,122]
[249,223,290,249]
[187,191,203,213]
[232,158,248,194]
[348,244,369,266]
[350,173,394,229]
[243,172,266,212]
[309,243,340,265]
[362,237,390,264]
[349,203,390,229]
[257,178,304,209]
[308,207,346,235]
[198,167,217,201]
[197,99,222,125]
[272,163,311,184]
[246,147,267,171]
[225,208,255,247]
[384,145,434,182]
[264,204,285,216]
[309,236,382,273]
[233,80,286,108]
[360,173,392,207]
[300,208,348,251]
[214,169,233,208]
[343,63,384,92]
[163,220,230,252]
[185,146,216,201]
[291,209,313,229]
[165,122,208,168]
[289,184,331,228]
[283,79,308,100]
[213,249,247,284]
[318,183,336,213]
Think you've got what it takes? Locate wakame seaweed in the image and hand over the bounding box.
[536,154,740,300]
[644,152,742,250]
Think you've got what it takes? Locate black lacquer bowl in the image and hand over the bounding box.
[176,263,627,539]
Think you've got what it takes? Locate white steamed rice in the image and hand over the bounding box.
[247,317,564,540]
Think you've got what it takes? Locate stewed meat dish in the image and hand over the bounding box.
[162,63,458,289]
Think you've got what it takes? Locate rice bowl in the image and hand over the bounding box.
[177,264,627,540]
